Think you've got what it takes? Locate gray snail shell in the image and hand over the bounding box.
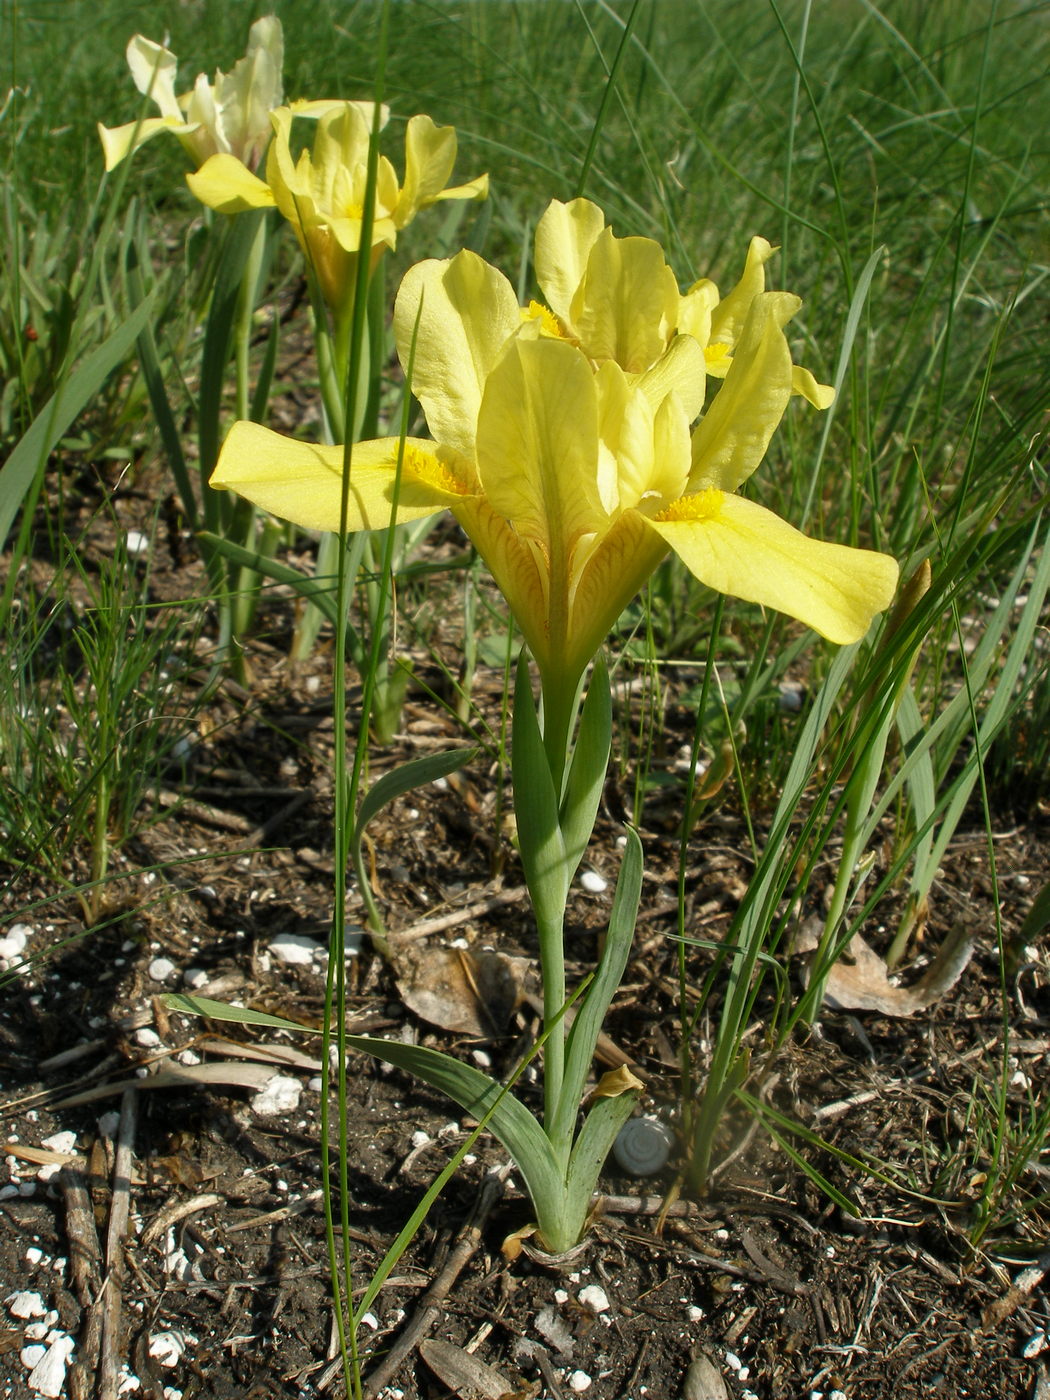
[612,1116,675,1176]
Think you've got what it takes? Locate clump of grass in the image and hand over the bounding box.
[0,514,203,924]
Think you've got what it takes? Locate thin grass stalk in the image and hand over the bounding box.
[320,18,390,1392]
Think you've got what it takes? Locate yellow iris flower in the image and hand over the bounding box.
[211,213,898,692]
[530,198,834,408]
[185,103,488,312]
[98,17,285,172]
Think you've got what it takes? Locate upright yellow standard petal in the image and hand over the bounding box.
[571,229,679,373]
[534,198,607,324]
[709,235,776,346]
[689,291,797,494]
[648,491,899,644]
[125,36,182,120]
[397,115,458,221]
[394,253,521,459]
[476,338,606,558]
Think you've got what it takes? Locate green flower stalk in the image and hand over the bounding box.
[209,198,900,1251]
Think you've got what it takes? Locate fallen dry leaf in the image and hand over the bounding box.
[419,1338,524,1400]
[795,919,974,1016]
[394,945,529,1037]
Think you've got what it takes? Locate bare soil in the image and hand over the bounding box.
[1,471,1048,1400]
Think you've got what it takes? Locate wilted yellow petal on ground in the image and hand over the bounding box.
[649,492,900,644]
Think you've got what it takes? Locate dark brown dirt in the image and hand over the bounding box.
[1,474,1048,1400]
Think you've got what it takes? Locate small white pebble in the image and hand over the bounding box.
[24,1247,44,1265]
[0,924,30,961]
[554,1288,569,1304]
[21,1344,48,1369]
[134,1029,162,1050]
[182,968,208,989]
[251,1075,302,1116]
[117,1368,141,1393]
[828,1392,848,1400]
[1022,1330,1047,1358]
[568,1371,592,1393]
[359,1312,379,1331]
[578,1285,609,1313]
[177,1050,201,1067]
[26,1331,75,1397]
[268,933,322,966]
[40,1131,76,1156]
[125,530,151,556]
[725,1351,742,1370]
[148,958,176,982]
[410,1131,431,1149]
[36,1164,61,1184]
[6,1291,48,1319]
[579,870,607,894]
[148,1331,196,1367]
[471,1049,492,1069]
[686,1305,704,1321]
[307,1076,324,1092]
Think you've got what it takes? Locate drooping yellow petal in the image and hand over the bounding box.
[710,235,776,347]
[678,278,719,345]
[566,510,669,679]
[394,252,521,459]
[99,116,189,171]
[476,338,605,558]
[571,228,679,373]
[648,490,900,644]
[186,153,276,212]
[792,364,836,409]
[453,495,553,669]
[689,291,798,494]
[209,421,467,532]
[534,198,607,324]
